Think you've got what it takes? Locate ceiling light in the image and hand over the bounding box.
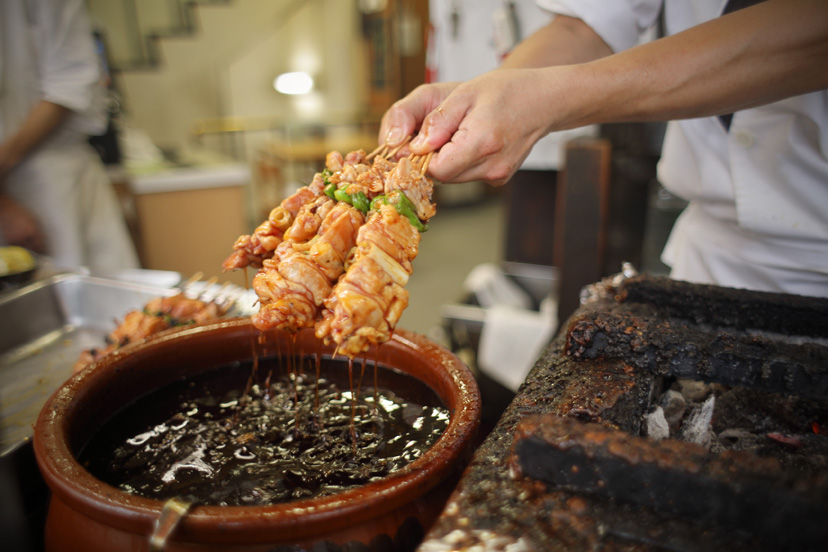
[273,72,314,95]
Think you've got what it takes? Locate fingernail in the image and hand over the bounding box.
[410,134,424,149]
[385,126,403,145]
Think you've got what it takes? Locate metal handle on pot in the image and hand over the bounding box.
[149,497,192,551]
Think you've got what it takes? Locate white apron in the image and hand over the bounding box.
[3,142,139,270]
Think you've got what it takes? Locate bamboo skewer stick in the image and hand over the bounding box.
[420,151,433,177]
[211,281,239,307]
[368,135,419,162]
[387,136,411,158]
[408,151,434,177]
[189,275,219,301]
[182,271,204,288]
[366,143,388,161]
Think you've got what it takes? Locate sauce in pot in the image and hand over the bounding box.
[79,355,449,506]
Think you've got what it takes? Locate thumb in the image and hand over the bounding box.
[379,107,419,148]
[409,98,468,155]
[379,83,458,147]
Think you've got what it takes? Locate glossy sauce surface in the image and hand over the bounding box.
[80,355,449,506]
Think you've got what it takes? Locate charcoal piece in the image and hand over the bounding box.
[514,345,655,435]
[712,387,828,435]
[675,379,712,402]
[659,389,686,433]
[511,415,828,552]
[565,306,828,402]
[677,394,715,448]
[617,275,828,337]
[644,406,669,440]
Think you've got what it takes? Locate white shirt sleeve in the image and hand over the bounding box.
[34,0,107,134]
[535,0,663,52]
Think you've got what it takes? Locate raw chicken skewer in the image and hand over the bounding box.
[314,203,421,357]
[315,151,435,356]
[226,143,435,357]
[252,201,364,332]
[73,287,230,373]
[222,171,327,271]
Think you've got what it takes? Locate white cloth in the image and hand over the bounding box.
[478,303,557,392]
[538,0,828,297]
[0,0,139,270]
[428,0,598,170]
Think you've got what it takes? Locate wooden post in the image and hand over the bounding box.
[554,138,612,324]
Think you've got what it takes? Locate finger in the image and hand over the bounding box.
[379,103,419,147]
[425,131,483,183]
[427,131,525,186]
[409,98,470,156]
[378,83,458,146]
[430,158,512,186]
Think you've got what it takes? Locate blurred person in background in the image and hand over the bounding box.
[381,0,828,297]
[0,0,139,270]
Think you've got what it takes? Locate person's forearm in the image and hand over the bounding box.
[0,101,71,177]
[386,0,827,185]
[500,15,613,69]
[551,0,828,129]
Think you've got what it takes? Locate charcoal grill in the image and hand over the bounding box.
[419,273,828,551]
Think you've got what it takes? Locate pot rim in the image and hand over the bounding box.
[34,319,480,543]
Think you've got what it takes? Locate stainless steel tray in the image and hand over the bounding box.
[0,273,256,456]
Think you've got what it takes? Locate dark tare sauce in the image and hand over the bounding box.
[79,356,449,507]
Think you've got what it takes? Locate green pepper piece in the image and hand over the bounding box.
[389,190,428,232]
[334,188,352,204]
[370,194,388,211]
[370,192,428,231]
[351,191,370,214]
[321,169,336,198]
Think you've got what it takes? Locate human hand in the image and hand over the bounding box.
[0,194,47,254]
[380,69,561,185]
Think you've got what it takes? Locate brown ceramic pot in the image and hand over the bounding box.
[34,319,480,551]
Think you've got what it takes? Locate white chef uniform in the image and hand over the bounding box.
[537,0,828,297]
[0,0,139,271]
